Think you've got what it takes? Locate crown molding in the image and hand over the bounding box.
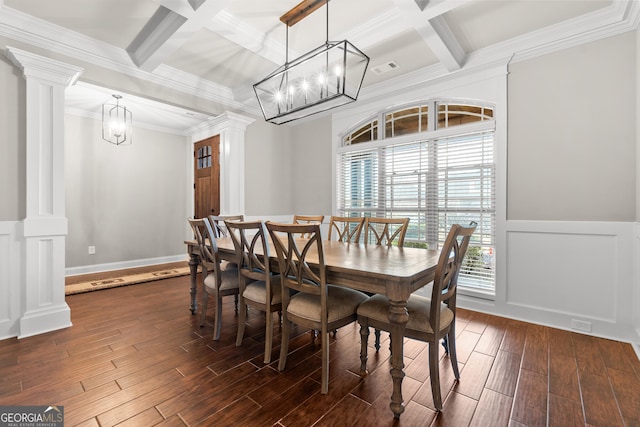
[0,3,254,115]
[186,111,256,137]
[1,0,638,127]
[64,107,192,136]
[5,46,84,85]
[358,0,639,104]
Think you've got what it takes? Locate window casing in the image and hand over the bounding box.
[337,100,496,295]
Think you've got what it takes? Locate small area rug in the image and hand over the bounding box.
[65,266,192,295]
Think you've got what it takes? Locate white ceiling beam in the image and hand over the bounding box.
[208,10,290,65]
[128,0,231,72]
[393,0,468,71]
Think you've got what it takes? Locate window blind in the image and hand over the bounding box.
[337,130,496,294]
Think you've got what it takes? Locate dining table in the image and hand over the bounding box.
[184,236,441,419]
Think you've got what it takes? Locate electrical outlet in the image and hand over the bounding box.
[571,319,592,333]
[88,246,96,255]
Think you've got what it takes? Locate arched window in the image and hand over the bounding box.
[337,99,496,295]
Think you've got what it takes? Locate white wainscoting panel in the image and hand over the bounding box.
[0,221,20,340]
[506,230,616,322]
[494,221,635,344]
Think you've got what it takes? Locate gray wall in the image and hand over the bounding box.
[65,115,188,267]
[290,115,333,216]
[244,119,293,215]
[243,115,333,219]
[0,48,25,221]
[507,31,636,221]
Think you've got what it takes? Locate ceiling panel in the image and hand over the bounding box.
[362,29,437,86]
[164,28,277,89]
[445,0,614,53]
[2,0,634,127]
[6,0,158,49]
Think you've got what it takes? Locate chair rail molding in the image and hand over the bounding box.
[5,47,84,338]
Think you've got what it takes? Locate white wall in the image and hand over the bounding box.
[65,115,188,270]
[635,27,640,352]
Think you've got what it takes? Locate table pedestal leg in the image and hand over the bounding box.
[388,299,409,419]
[188,253,199,314]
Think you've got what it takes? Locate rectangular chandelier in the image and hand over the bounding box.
[253,0,369,125]
[102,94,132,145]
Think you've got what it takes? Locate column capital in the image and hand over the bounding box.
[6,46,83,86]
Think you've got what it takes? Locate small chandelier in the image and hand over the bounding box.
[102,94,132,145]
[253,0,369,125]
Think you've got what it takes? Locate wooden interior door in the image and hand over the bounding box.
[194,136,220,219]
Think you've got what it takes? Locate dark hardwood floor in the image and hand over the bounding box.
[2,274,639,426]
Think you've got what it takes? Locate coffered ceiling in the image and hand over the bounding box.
[1,0,638,131]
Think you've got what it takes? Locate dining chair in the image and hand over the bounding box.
[293,214,325,239]
[363,217,410,247]
[357,221,477,411]
[209,214,244,238]
[266,222,368,394]
[209,214,244,271]
[187,217,240,341]
[327,216,365,243]
[225,220,282,364]
[362,216,411,350]
[292,214,325,225]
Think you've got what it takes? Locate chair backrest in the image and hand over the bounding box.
[363,217,410,247]
[266,222,326,311]
[327,216,365,243]
[209,214,244,238]
[292,215,325,225]
[292,215,324,238]
[430,222,477,327]
[225,220,271,283]
[188,217,221,276]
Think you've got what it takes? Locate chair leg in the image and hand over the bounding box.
[447,331,460,380]
[234,294,239,314]
[441,335,449,354]
[429,340,443,411]
[278,313,290,372]
[374,329,381,351]
[235,298,247,347]
[321,329,329,394]
[264,311,273,364]
[213,293,223,341]
[359,323,370,375]
[200,291,208,327]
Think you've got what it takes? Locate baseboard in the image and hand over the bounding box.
[65,254,188,277]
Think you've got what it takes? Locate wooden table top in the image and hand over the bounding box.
[187,237,441,300]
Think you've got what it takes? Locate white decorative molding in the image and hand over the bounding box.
[0,222,20,340]
[0,4,255,114]
[459,220,638,345]
[2,0,638,125]
[6,46,82,86]
[6,47,83,338]
[65,254,187,277]
[358,0,640,107]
